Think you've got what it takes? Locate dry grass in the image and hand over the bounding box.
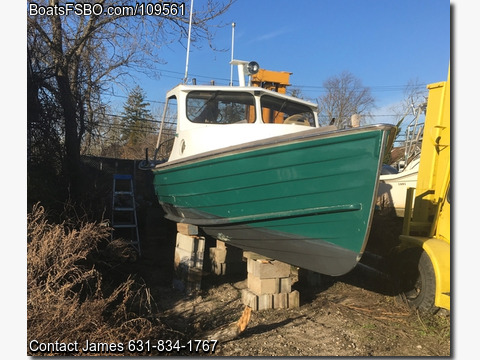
[27,204,169,356]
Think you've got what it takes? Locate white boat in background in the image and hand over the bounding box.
[377,156,419,217]
[376,103,425,217]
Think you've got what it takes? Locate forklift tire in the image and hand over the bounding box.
[403,250,438,313]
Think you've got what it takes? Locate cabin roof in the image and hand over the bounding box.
[166,84,318,110]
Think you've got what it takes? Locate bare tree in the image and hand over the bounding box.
[27,0,234,199]
[317,71,375,127]
[390,78,428,124]
[386,78,429,163]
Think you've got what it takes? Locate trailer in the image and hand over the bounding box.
[395,67,450,313]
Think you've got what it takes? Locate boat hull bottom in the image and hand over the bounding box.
[199,223,360,276]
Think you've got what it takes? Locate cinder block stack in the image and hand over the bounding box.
[173,223,205,293]
[209,240,245,275]
[241,254,299,311]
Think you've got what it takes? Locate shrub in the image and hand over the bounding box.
[27,204,166,356]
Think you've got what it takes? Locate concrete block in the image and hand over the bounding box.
[216,239,227,249]
[247,259,291,279]
[195,251,204,270]
[175,233,205,253]
[176,223,198,236]
[273,292,288,309]
[248,273,278,294]
[242,289,297,311]
[288,290,300,308]
[246,258,254,274]
[210,245,243,261]
[209,247,227,263]
[209,244,245,276]
[258,293,273,311]
[241,289,258,311]
[174,247,195,270]
[279,277,292,293]
[174,247,204,275]
[197,237,205,253]
[211,260,224,275]
[175,233,195,252]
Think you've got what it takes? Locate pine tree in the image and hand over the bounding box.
[121,86,154,146]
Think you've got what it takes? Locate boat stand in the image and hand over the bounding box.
[241,252,299,311]
[209,240,245,276]
[173,223,205,294]
[172,223,300,310]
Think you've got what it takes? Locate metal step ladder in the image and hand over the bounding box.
[402,103,426,168]
[111,174,141,255]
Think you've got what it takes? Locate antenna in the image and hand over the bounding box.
[183,0,194,84]
[230,22,236,86]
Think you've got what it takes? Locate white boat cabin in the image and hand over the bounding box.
[156,84,325,162]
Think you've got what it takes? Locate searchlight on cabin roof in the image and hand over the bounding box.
[230,59,260,86]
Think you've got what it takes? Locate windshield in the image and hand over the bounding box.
[186,91,256,124]
[260,95,315,126]
[155,95,177,160]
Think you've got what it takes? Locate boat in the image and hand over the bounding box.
[142,61,395,276]
[376,104,425,217]
[377,156,419,217]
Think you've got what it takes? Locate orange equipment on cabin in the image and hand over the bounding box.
[247,68,292,123]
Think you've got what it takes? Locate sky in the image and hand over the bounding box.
[113,0,451,126]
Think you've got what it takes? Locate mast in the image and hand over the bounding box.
[183,0,194,83]
[230,22,236,86]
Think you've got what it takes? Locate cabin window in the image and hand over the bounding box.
[186,91,256,124]
[260,95,315,126]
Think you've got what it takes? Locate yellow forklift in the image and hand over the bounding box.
[395,67,450,313]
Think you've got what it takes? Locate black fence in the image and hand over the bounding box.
[82,156,174,245]
[81,155,156,202]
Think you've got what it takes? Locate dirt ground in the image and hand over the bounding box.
[116,207,450,357]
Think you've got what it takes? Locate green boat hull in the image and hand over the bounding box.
[153,125,393,275]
